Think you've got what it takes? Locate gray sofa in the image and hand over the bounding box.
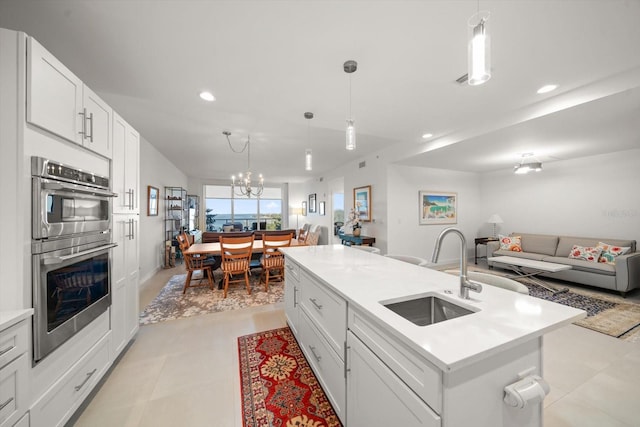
[487,233,640,296]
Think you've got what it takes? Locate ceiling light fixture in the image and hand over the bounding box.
[514,153,543,175]
[344,60,358,150]
[199,91,215,101]
[304,112,313,171]
[422,133,433,139]
[537,84,558,94]
[224,131,264,197]
[467,2,491,86]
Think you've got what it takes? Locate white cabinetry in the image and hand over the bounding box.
[286,263,346,423]
[0,317,30,427]
[112,112,140,213]
[347,331,440,427]
[111,215,140,357]
[27,36,112,159]
[284,259,300,335]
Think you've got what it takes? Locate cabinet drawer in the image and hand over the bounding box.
[299,310,345,422]
[349,308,442,413]
[31,333,111,427]
[0,321,28,370]
[299,270,346,356]
[0,353,28,427]
[285,259,300,282]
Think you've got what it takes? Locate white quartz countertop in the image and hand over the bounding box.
[0,308,34,331]
[281,245,586,372]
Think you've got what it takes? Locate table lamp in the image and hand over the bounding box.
[487,214,503,237]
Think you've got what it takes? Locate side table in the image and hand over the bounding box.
[474,237,499,264]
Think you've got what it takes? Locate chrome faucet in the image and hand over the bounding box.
[431,227,482,299]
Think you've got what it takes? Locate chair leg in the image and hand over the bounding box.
[183,270,193,294]
[264,268,270,292]
[244,271,251,295]
[206,268,214,290]
[223,272,229,298]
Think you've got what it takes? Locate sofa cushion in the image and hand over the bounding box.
[541,256,616,276]
[568,245,602,263]
[596,242,631,264]
[498,235,522,252]
[491,250,546,261]
[556,236,635,257]
[513,233,559,256]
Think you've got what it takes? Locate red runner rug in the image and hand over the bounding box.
[238,327,342,427]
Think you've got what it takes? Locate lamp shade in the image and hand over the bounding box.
[290,207,304,216]
[487,214,503,224]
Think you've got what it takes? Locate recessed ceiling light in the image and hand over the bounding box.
[537,84,558,94]
[421,133,433,139]
[199,91,215,102]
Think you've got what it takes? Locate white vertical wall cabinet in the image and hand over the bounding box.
[111,215,140,357]
[112,112,140,214]
[26,36,112,159]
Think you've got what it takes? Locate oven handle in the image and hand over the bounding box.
[42,181,118,198]
[43,243,118,265]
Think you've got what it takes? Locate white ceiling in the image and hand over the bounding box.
[2,1,639,182]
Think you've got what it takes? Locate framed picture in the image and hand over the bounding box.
[301,201,307,216]
[309,193,317,213]
[147,186,159,216]
[419,191,457,225]
[353,185,371,221]
[319,201,326,216]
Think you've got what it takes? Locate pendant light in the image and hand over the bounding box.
[304,112,313,171]
[344,60,357,150]
[467,2,491,86]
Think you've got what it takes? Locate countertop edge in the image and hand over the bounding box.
[0,308,34,331]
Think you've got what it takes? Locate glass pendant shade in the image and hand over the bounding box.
[346,119,356,150]
[468,11,491,86]
[305,149,312,171]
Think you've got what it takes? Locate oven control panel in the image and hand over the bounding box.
[32,157,109,189]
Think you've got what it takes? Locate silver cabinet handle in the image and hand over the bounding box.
[293,286,297,307]
[74,368,97,391]
[0,397,14,411]
[308,345,321,362]
[309,298,323,310]
[78,108,86,137]
[0,344,14,357]
[88,112,94,142]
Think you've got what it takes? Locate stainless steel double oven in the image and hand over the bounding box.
[31,157,117,362]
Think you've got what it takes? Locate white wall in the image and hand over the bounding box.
[387,164,482,262]
[139,137,188,284]
[480,149,640,243]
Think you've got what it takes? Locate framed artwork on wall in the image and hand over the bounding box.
[309,193,317,213]
[301,201,307,216]
[353,185,371,221]
[319,201,326,216]
[419,191,457,225]
[147,185,159,216]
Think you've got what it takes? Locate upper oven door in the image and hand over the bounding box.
[33,177,115,240]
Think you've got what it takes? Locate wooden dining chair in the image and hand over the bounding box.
[219,235,255,298]
[182,251,215,294]
[260,232,293,291]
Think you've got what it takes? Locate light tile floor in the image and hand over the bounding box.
[68,266,640,427]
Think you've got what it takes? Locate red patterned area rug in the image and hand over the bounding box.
[238,327,342,427]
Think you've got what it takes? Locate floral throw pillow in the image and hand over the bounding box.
[568,245,602,263]
[499,235,522,252]
[596,242,631,264]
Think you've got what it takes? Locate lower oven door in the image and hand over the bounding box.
[33,242,116,362]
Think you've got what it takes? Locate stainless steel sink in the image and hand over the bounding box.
[383,295,475,326]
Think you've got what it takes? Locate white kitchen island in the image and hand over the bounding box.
[281,244,586,427]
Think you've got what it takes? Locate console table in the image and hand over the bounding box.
[474,237,499,264]
[340,233,376,246]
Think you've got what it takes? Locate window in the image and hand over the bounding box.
[204,185,283,231]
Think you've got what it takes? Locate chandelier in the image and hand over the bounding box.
[224,131,264,197]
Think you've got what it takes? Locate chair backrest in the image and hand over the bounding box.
[352,245,381,254]
[183,251,206,271]
[220,235,255,267]
[176,232,191,251]
[384,254,429,266]
[263,232,293,253]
